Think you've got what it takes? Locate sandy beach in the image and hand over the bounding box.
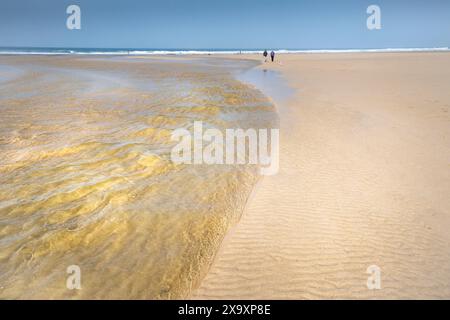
[2,0,450,305]
[1,52,449,300]
[194,52,450,299]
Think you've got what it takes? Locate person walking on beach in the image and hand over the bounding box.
[270,50,275,62]
[263,50,268,62]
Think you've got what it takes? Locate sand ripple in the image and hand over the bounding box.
[0,56,277,299]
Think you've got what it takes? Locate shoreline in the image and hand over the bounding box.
[193,52,450,299]
[0,47,449,56]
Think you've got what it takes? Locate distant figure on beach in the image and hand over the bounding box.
[263,50,268,62]
[270,51,275,62]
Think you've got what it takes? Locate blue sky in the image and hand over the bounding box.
[0,0,449,49]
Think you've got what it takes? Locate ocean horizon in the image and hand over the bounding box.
[0,46,449,55]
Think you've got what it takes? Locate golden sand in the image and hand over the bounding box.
[2,52,449,299]
[194,52,450,299]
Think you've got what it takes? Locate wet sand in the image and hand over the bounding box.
[194,52,450,299]
[1,53,449,299]
[0,55,277,299]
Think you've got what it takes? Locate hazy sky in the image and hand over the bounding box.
[0,0,449,49]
